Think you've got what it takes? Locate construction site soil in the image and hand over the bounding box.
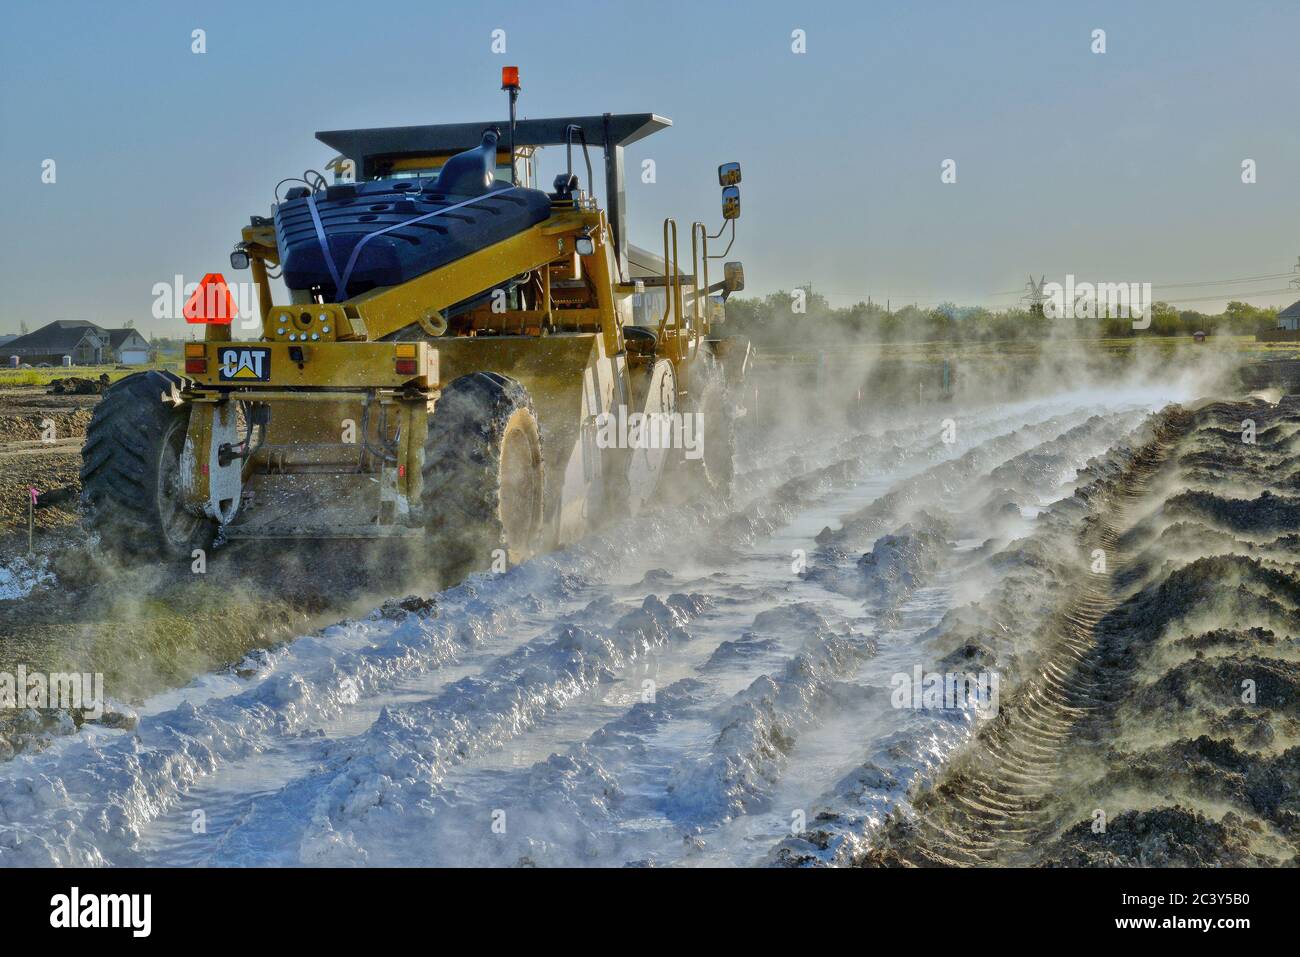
[859,396,1300,867]
[1,369,1297,867]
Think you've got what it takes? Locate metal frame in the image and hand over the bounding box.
[317,113,669,283]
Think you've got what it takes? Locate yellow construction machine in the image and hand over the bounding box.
[81,69,751,571]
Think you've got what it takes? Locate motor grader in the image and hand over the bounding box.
[81,70,751,571]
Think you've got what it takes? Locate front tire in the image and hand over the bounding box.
[80,371,215,560]
[422,372,544,573]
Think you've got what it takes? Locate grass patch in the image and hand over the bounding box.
[0,363,177,388]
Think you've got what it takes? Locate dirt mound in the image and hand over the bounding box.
[0,407,91,444]
[1173,626,1282,651]
[1038,807,1278,867]
[1108,554,1300,645]
[1164,489,1300,533]
[1100,736,1300,831]
[1132,653,1300,717]
[47,375,109,396]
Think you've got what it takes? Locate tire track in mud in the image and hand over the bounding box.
[856,407,1191,866]
[1032,397,1300,867]
[744,407,1166,866]
[851,398,1300,868]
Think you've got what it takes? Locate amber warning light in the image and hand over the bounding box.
[501,66,520,90]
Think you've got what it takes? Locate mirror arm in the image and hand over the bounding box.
[706,220,737,259]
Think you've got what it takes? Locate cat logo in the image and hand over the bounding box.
[217,347,271,382]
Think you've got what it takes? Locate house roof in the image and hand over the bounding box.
[5,320,107,353]
[1279,300,1300,322]
[105,328,147,349]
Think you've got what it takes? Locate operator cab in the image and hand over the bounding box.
[349,145,539,189]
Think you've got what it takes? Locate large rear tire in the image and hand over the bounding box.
[80,371,215,560]
[422,372,544,574]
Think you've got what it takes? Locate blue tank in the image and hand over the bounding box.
[275,130,552,298]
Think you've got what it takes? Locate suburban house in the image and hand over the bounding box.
[106,327,152,364]
[4,320,151,366]
[1278,300,1300,332]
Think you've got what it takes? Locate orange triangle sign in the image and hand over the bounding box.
[183,273,237,324]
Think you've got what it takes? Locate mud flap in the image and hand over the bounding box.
[204,403,242,524]
[379,463,411,523]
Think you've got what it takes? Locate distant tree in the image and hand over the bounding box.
[1147,301,1182,336]
[1222,300,1278,336]
[1180,310,1211,335]
[1100,315,1131,338]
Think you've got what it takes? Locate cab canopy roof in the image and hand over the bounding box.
[316,113,671,280]
[316,113,670,168]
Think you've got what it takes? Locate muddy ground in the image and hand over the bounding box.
[3,371,1298,866]
[858,394,1300,867]
[0,387,94,538]
[0,384,462,755]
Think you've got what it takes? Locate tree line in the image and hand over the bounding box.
[722,291,1282,348]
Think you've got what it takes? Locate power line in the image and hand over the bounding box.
[1155,287,1299,306]
[1150,272,1295,289]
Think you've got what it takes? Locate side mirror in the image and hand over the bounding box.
[718,162,741,186]
[723,261,745,294]
[721,186,741,221]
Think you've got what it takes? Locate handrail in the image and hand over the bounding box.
[564,125,594,202]
[691,222,710,341]
[675,245,684,355]
[659,218,681,354]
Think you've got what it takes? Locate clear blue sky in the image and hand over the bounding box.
[2,0,1297,335]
